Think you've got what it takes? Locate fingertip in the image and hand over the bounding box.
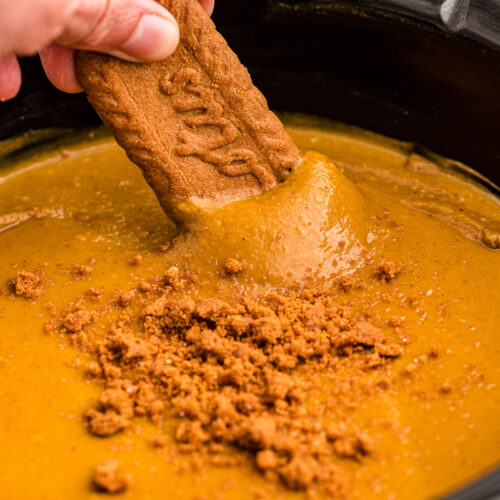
[39,45,83,93]
[200,0,215,16]
[116,13,180,62]
[0,56,22,102]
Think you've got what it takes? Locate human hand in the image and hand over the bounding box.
[0,0,214,101]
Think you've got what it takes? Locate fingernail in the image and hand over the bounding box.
[121,14,179,61]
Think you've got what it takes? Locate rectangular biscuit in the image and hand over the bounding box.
[76,0,300,210]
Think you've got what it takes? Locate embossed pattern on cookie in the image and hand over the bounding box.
[158,66,275,189]
[76,0,300,211]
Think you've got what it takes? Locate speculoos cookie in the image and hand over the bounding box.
[76,0,300,209]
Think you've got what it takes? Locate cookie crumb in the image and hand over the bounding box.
[441,381,452,394]
[118,291,134,308]
[388,316,404,328]
[72,264,93,278]
[129,255,143,266]
[85,288,104,303]
[430,346,440,358]
[63,305,96,333]
[376,261,403,281]
[93,459,132,493]
[336,273,357,292]
[482,229,500,249]
[222,258,247,277]
[138,281,152,292]
[11,270,45,299]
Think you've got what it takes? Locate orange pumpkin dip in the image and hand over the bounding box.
[0,116,499,499]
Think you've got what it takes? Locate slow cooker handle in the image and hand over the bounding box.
[256,0,500,51]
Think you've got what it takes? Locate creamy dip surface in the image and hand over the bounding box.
[0,116,499,499]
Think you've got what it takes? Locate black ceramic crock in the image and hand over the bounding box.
[0,1,499,498]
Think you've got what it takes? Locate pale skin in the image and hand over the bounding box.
[0,0,215,101]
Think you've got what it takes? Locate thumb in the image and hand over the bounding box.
[58,0,180,62]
